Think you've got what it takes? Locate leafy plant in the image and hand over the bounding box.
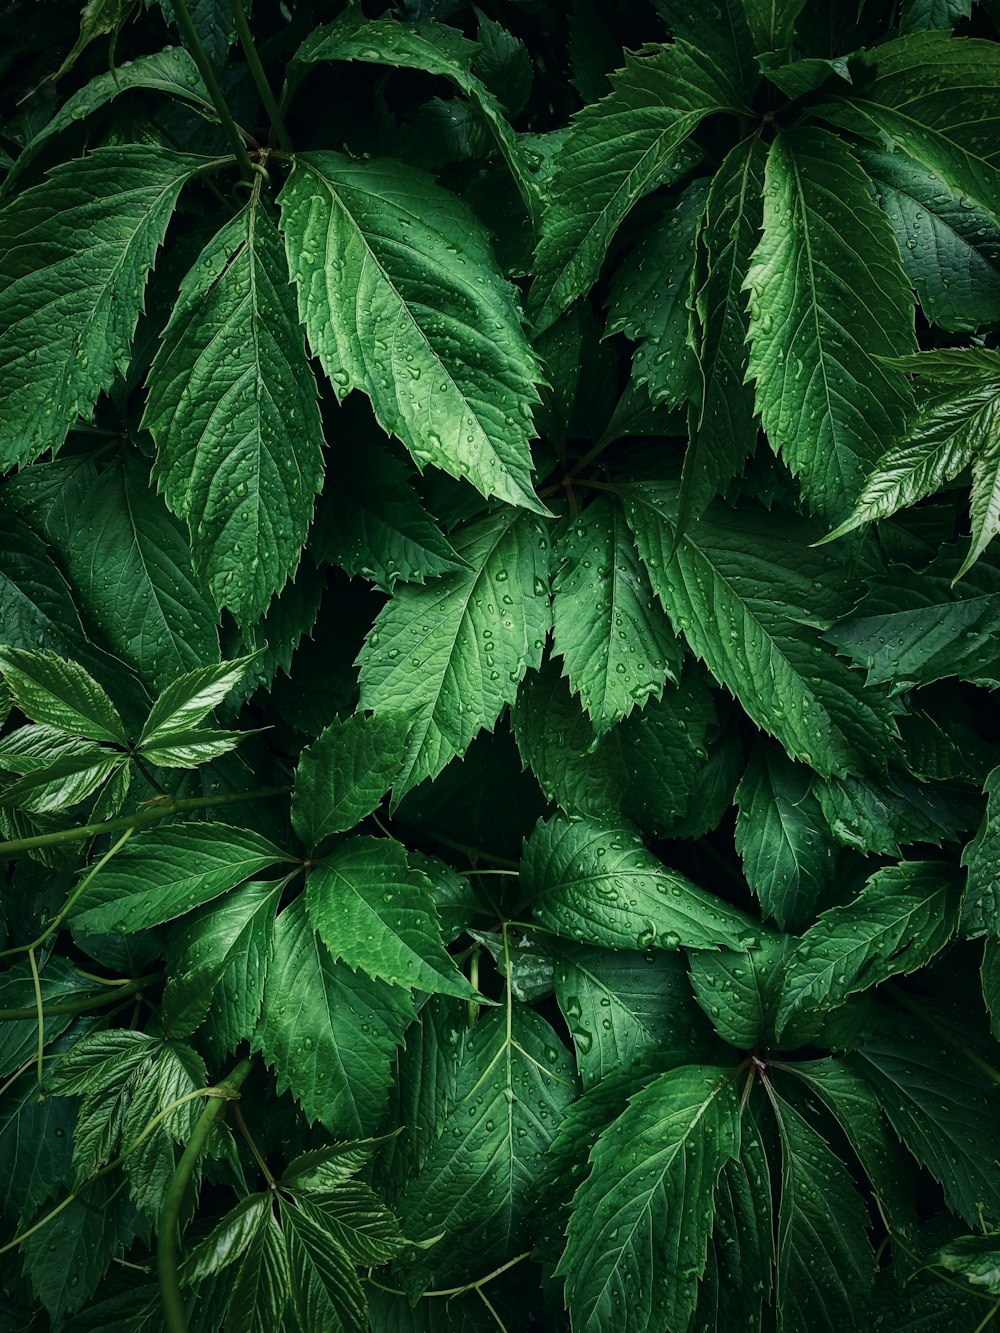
[2,0,1000,1329]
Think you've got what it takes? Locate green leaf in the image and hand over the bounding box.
[962,766,1000,937]
[278,152,544,514]
[859,146,1000,333]
[0,1073,75,1221]
[21,1177,129,1321]
[255,899,415,1135]
[830,557,1000,690]
[745,126,915,522]
[624,483,898,776]
[822,34,1000,229]
[899,0,971,29]
[163,878,281,1048]
[357,509,550,797]
[0,648,125,744]
[530,41,746,331]
[735,743,836,930]
[139,655,258,747]
[552,940,716,1087]
[783,1060,916,1243]
[689,935,799,1049]
[0,508,96,662]
[225,1205,289,1333]
[1,747,122,815]
[740,0,806,49]
[70,823,288,933]
[985,941,1000,1039]
[680,136,766,526]
[159,0,237,69]
[60,454,220,694]
[121,1041,206,1222]
[137,728,247,768]
[310,444,467,591]
[557,1064,741,1333]
[776,861,961,1036]
[282,1197,368,1333]
[852,1022,1000,1226]
[397,1006,576,1282]
[287,1183,403,1266]
[180,1194,272,1285]
[292,713,410,845]
[825,358,1000,579]
[0,146,196,470]
[46,1030,160,1097]
[143,198,325,623]
[771,1088,874,1332]
[292,13,540,225]
[817,768,978,856]
[3,48,214,194]
[605,179,707,409]
[523,813,756,952]
[694,1101,774,1332]
[305,837,477,998]
[552,496,681,734]
[50,0,133,84]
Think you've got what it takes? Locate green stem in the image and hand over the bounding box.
[0,972,163,1022]
[172,0,255,178]
[233,1102,276,1187]
[229,0,292,152]
[0,785,291,858]
[27,948,44,1089]
[467,948,481,1030]
[158,1057,253,1333]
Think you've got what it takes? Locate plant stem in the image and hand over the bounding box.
[27,948,44,1088]
[233,1101,276,1188]
[158,1057,253,1333]
[0,972,163,1022]
[0,785,291,858]
[172,0,255,179]
[229,0,292,152]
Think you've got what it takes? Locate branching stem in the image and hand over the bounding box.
[172,0,255,178]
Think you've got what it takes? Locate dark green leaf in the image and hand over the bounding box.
[291,713,409,845]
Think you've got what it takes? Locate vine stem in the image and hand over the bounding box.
[172,0,255,178]
[158,1057,254,1333]
[0,971,163,1022]
[229,0,292,152]
[0,785,291,858]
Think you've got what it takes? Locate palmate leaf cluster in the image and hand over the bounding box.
[3,0,1000,1329]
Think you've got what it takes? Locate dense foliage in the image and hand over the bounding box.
[2,0,1000,1328]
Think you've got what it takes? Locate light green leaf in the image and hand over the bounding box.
[962,766,1000,937]
[357,509,550,797]
[745,126,915,522]
[552,941,715,1088]
[3,48,214,194]
[624,483,898,776]
[397,1007,576,1282]
[821,34,1000,228]
[522,813,756,952]
[605,179,707,409]
[825,358,1000,578]
[852,1021,1000,1226]
[772,1089,874,1332]
[70,823,288,933]
[735,742,836,930]
[927,1235,1000,1296]
[163,878,281,1048]
[286,1183,403,1267]
[46,1030,160,1097]
[180,1194,271,1285]
[292,713,410,845]
[278,152,544,514]
[530,41,746,331]
[138,728,247,768]
[0,647,125,744]
[680,135,766,526]
[310,444,467,591]
[139,655,259,747]
[122,1042,206,1222]
[305,837,477,998]
[291,12,540,225]
[0,146,196,470]
[0,747,122,815]
[552,496,681,734]
[557,1064,741,1333]
[144,199,325,623]
[859,146,1000,333]
[776,862,960,1035]
[282,1198,368,1333]
[255,899,415,1135]
[61,454,220,694]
